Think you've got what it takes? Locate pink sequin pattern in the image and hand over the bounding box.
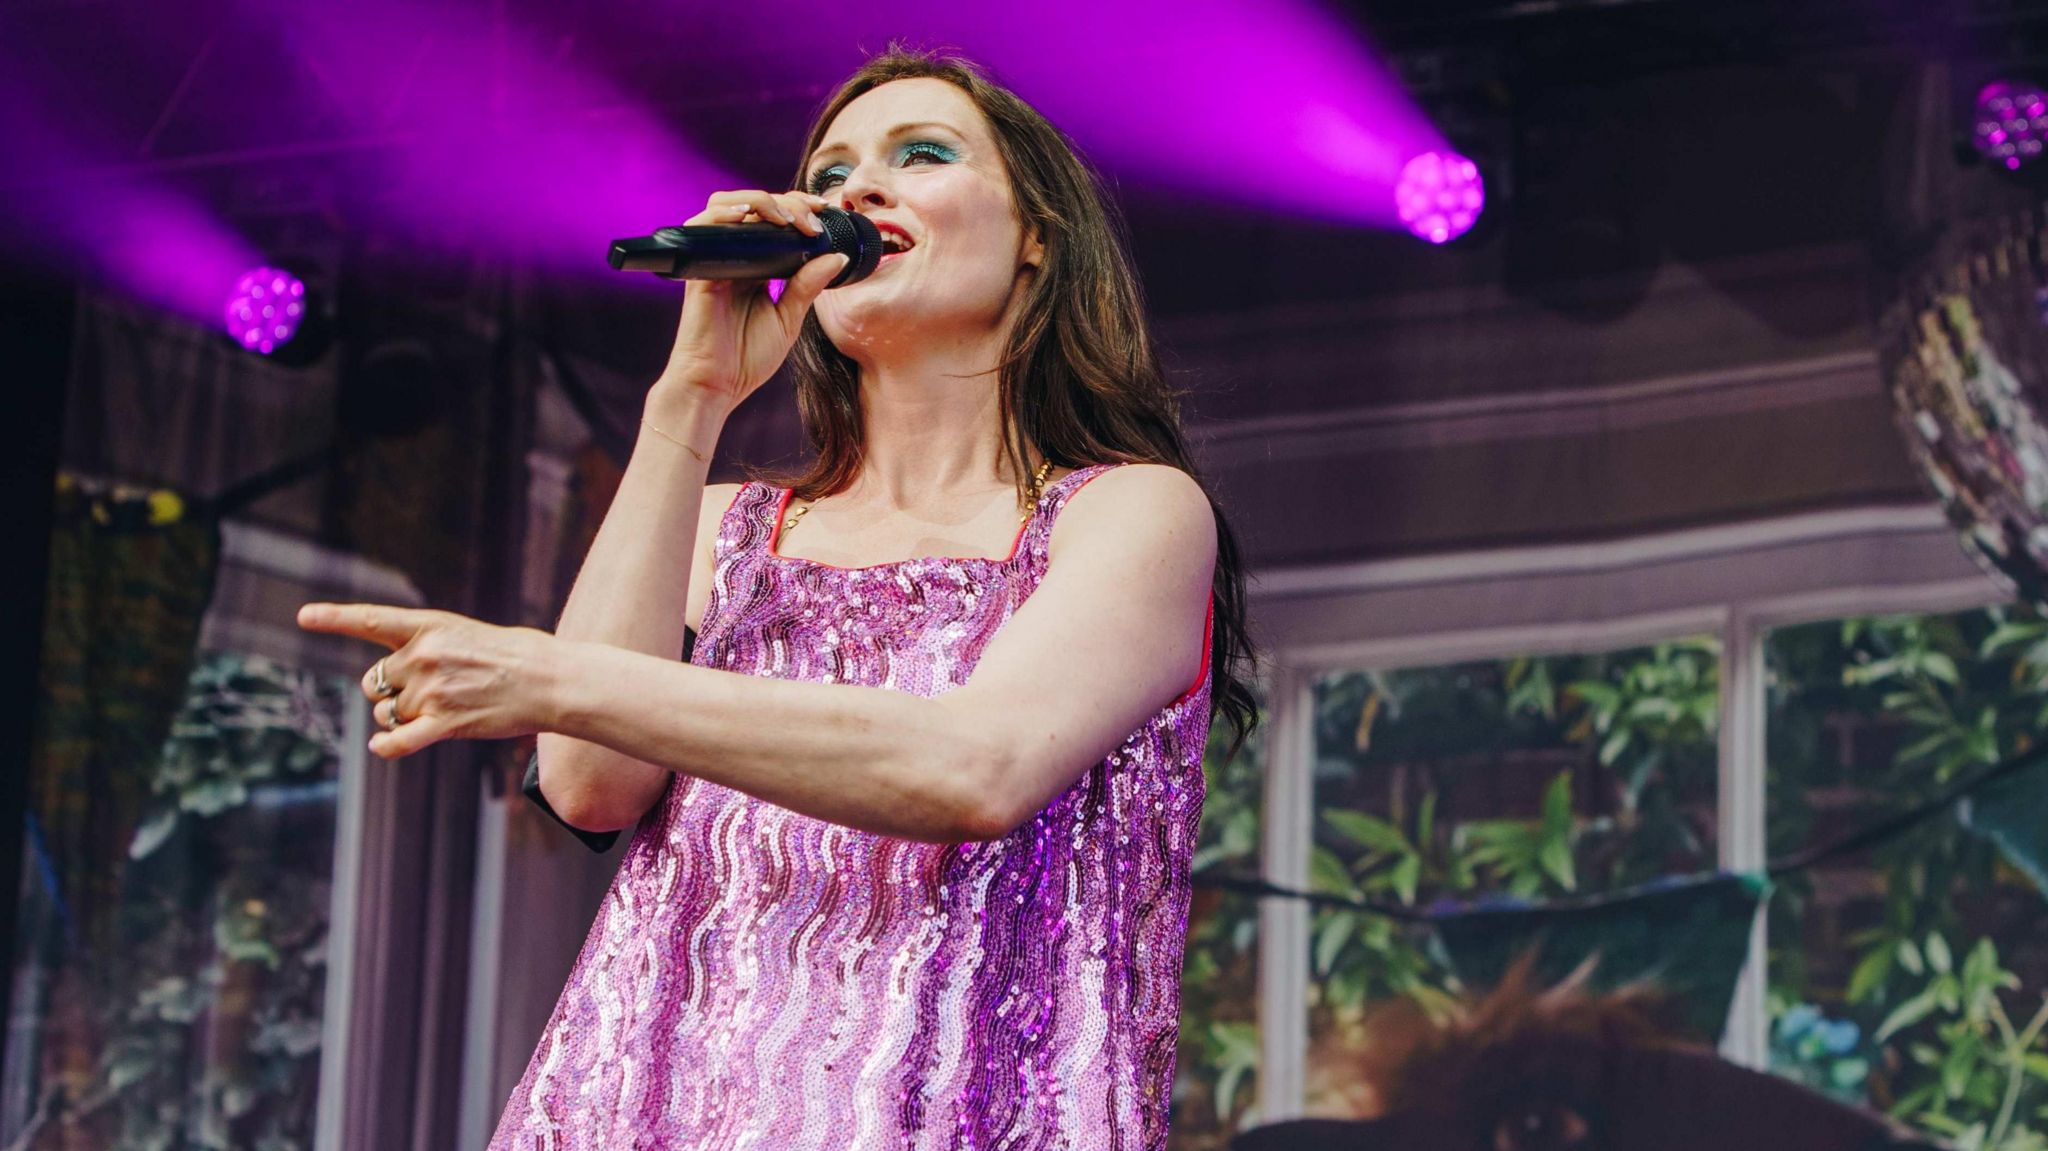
[489,462,1214,1150]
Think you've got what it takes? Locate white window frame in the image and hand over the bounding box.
[1246,501,2006,1122]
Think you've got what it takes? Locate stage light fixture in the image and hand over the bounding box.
[1973,81,2048,172]
[1395,150,1485,244]
[224,266,308,355]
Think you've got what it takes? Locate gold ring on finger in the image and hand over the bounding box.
[372,658,398,699]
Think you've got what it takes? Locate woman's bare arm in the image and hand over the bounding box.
[534,186,846,832]
[533,398,736,832]
[540,464,1216,842]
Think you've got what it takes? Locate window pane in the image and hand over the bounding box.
[1305,638,1721,1115]
[7,650,352,1147]
[1171,694,1267,1151]
[1764,607,2048,1142]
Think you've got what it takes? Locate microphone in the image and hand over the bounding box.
[607,206,883,287]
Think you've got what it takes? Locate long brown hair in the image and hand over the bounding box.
[750,44,1261,761]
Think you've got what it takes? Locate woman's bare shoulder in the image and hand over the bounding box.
[1050,463,1214,561]
[1069,462,1209,513]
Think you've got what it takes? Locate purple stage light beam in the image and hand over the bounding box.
[1974,81,2048,172]
[0,63,263,325]
[683,0,1452,231]
[275,3,741,278]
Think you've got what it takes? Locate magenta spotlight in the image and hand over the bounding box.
[1973,81,2048,171]
[1395,150,1486,244]
[225,266,307,355]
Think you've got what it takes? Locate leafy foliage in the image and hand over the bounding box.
[1242,638,1723,1125]
[1173,696,1269,1149]
[1768,607,2048,1150]
[1174,606,2048,1151]
[1878,933,2048,1151]
[1302,639,1721,1031]
[50,651,346,1151]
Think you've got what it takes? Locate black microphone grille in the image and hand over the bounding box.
[818,208,883,287]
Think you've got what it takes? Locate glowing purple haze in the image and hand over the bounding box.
[676,0,1450,229]
[0,67,263,325]
[0,0,736,329]
[260,0,1448,269]
[277,2,738,274]
[4,0,1461,331]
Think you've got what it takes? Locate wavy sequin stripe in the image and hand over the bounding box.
[489,462,1213,1151]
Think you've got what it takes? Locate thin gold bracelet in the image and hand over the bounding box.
[641,419,709,462]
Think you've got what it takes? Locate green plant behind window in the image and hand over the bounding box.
[1767,606,2048,1151]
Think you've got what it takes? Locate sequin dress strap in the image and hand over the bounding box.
[712,480,780,564]
[692,483,780,643]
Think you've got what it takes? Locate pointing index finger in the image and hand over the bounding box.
[297,602,428,649]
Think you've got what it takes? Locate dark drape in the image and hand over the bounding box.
[1431,872,1772,1044]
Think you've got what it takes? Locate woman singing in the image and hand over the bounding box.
[299,45,1258,1149]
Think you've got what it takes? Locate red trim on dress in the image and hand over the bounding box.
[1169,599,1216,709]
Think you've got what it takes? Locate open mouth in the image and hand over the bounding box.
[877,229,915,258]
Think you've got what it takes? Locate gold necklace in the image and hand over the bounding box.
[782,459,1057,537]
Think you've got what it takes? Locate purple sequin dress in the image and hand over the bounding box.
[489,462,1214,1150]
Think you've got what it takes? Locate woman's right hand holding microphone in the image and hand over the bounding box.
[650,189,848,426]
